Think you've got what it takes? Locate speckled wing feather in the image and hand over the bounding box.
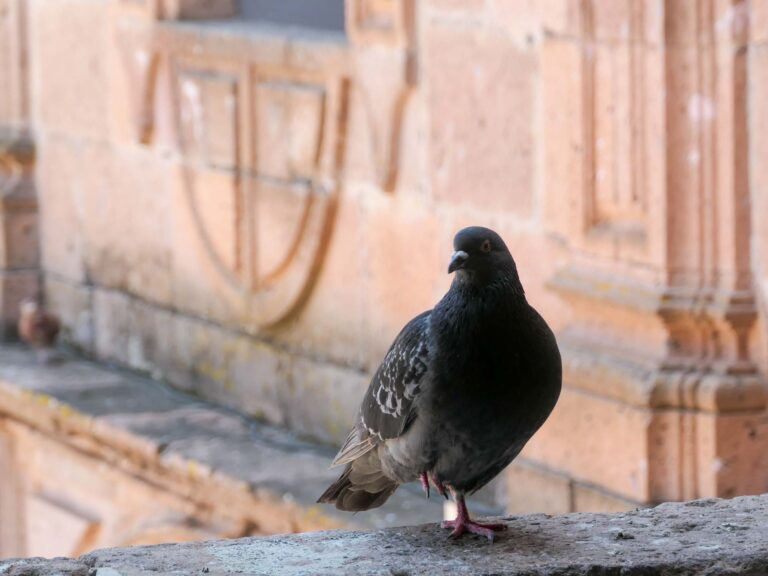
[331,311,431,467]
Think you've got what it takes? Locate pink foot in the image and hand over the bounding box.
[441,492,507,542]
[440,518,507,541]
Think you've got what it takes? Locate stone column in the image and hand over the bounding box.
[529,0,768,510]
[751,0,768,378]
[0,0,38,339]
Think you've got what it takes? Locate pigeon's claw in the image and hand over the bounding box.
[441,518,506,542]
[441,493,506,542]
[420,472,430,499]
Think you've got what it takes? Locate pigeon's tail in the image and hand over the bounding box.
[317,451,398,512]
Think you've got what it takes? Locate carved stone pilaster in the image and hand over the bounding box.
[0,0,37,339]
[0,133,38,339]
[544,0,767,504]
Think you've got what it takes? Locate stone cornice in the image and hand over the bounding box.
[559,339,767,413]
[549,266,758,320]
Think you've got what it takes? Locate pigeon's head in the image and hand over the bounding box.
[448,226,522,289]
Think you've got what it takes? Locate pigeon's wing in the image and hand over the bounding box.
[331,311,431,467]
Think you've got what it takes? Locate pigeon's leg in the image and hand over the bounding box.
[429,472,448,499]
[440,492,507,542]
[419,472,430,499]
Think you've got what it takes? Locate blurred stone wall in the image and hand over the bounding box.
[2,0,768,516]
[0,0,38,338]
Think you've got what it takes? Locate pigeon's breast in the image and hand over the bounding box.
[424,299,562,492]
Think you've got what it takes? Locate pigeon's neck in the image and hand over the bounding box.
[435,271,529,338]
[451,268,526,302]
[431,270,530,363]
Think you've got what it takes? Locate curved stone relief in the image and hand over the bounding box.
[116,30,161,145]
[348,0,417,193]
[109,5,356,333]
[174,60,349,328]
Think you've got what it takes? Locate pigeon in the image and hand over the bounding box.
[18,296,61,364]
[318,226,562,541]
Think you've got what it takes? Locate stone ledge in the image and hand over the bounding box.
[0,345,453,536]
[3,495,768,575]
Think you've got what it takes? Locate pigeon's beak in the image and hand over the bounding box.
[448,250,469,274]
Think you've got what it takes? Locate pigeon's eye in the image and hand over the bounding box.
[480,240,492,253]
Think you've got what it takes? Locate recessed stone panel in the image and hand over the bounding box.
[178,70,240,170]
[254,81,325,181]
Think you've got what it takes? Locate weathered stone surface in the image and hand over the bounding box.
[3,495,768,575]
[0,204,38,270]
[753,2,768,44]
[78,145,174,306]
[36,135,86,283]
[16,0,768,533]
[572,483,636,513]
[427,25,537,217]
[43,276,95,351]
[363,193,444,366]
[29,0,111,140]
[0,343,455,550]
[0,270,37,336]
[490,0,541,40]
[523,387,653,502]
[0,0,29,128]
[505,460,572,515]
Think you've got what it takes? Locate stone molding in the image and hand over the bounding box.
[548,0,760,381]
[550,267,762,395]
[3,495,768,575]
[539,0,767,506]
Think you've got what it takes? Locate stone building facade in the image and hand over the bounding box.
[2,0,768,555]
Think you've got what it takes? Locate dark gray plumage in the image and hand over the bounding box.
[318,226,562,540]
